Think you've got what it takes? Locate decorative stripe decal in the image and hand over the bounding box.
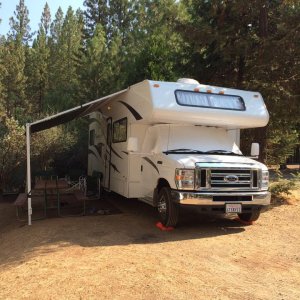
[111,147,123,159]
[143,157,160,174]
[119,101,143,120]
[110,162,120,174]
[88,149,98,159]
[94,144,103,157]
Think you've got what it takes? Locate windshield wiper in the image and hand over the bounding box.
[164,149,205,155]
[204,150,242,156]
[163,149,242,156]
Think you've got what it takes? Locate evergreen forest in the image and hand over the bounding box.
[0,0,299,192]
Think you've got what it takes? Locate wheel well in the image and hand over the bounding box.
[153,178,170,207]
[157,178,170,192]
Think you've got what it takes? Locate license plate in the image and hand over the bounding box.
[226,203,242,213]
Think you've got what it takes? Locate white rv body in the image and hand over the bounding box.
[88,80,270,225]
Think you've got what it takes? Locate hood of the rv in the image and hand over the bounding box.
[169,154,268,170]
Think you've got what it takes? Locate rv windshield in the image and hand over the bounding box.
[165,125,242,156]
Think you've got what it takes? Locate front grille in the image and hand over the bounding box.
[196,167,259,191]
[210,168,251,188]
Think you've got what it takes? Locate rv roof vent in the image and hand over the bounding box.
[177,78,200,85]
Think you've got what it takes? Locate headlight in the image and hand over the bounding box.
[175,169,195,190]
[261,170,269,190]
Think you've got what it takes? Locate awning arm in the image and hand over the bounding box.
[26,123,32,225]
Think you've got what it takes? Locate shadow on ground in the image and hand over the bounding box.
[0,192,252,268]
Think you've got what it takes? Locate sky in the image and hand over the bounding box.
[0,0,84,36]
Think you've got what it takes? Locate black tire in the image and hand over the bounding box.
[157,187,179,227]
[238,210,261,222]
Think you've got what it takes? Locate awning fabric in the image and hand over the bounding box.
[30,88,128,133]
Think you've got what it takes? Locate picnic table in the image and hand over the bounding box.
[14,176,89,221]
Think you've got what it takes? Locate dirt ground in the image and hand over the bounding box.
[0,191,299,300]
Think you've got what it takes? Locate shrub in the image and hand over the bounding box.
[269,180,295,197]
[0,116,25,193]
[269,171,299,198]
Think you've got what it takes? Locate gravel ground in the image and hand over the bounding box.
[0,191,299,300]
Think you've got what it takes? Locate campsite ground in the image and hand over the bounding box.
[0,190,299,300]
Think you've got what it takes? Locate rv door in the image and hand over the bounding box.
[104,117,112,190]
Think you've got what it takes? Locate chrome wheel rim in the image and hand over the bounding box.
[158,194,167,217]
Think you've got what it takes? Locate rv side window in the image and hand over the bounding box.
[113,118,127,143]
[107,123,111,144]
[89,129,95,146]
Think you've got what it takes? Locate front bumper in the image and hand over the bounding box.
[171,190,271,206]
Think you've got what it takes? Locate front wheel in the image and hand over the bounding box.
[238,210,261,222]
[157,187,179,227]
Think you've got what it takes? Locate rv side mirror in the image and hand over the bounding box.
[251,143,260,157]
[127,137,139,152]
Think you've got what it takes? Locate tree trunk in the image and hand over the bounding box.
[259,2,268,38]
[236,55,245,88]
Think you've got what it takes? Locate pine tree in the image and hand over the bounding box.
[0,0,33,119]
[1,38,27,118]
[26,27,49,114]
[41,2,51,36]
[83,0,109,38]
[9,0,32,44]
[25,4,52,115]
[47,7,84,111]
[123,0,186,84]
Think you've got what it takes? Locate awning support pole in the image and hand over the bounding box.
[26,123,32,226]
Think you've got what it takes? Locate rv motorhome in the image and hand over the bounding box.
[88,79,270,227]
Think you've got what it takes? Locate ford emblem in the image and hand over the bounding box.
[224,175,239,182]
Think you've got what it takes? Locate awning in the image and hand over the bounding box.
[26,88,128,225]
[30,88,128,133]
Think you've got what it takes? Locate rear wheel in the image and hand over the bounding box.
[238,210,261,222]
[157,187,179,227]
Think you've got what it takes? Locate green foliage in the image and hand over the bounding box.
[180,0,300,164]
[0,116,25,192]
[26,27,50,114]
[41,2,51,36]
[31,126,76,171]
[46,7,83,111]
[79,24,123,99]
[269,171,299,197]
[1,38,28,118]
[0,0,299,191]
[8,0,32,43]
[270,180,295,197]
